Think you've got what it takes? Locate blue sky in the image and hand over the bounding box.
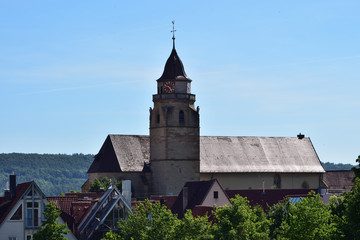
[0,1,359,164]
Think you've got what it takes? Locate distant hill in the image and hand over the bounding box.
[0,153,94,196]
[321,161,355,171]
[0,153,356,196]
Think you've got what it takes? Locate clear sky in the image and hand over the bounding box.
[0,1,359,164]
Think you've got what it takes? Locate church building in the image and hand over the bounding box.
[83,35,325,199]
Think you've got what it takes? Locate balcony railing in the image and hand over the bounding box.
[153,93,195,101]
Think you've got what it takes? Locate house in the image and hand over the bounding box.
[49,181,132,240]
[83,36,325,199]
[0,174,76,240]
[171,179,231,218]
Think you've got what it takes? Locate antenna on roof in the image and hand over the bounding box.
[171,20,176,49]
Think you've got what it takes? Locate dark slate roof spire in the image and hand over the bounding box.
[157,21,191,82]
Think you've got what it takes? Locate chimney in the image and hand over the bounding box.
[297,133,305,139]
[10,174,16,200]
[182,187,188,212]
[4,181,11,201]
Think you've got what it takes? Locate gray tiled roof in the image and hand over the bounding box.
[90,135,324,173]
[110,135,150,172]
[200,136,325,173]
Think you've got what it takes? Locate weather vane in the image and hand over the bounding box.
[171,20,176,48]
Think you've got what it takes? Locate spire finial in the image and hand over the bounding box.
[171,20,176,49]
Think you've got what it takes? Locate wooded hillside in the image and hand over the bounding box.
[0,153,93,196]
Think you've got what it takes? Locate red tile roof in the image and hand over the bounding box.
[323,170,355,191]
[47,192,104,232]
[225,189,317,210]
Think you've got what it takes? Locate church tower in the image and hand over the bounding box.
[149,29,200,195]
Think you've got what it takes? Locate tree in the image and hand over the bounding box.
[90,177,122,192]
[102,200,213,240]
[269,192,336,240]
[267,198,292,239]
[173,210,212,240]
[337,177,360,239]
[102,231,122,240]
[211,195,270,240]
[115,199,179,240]
[328,195,346,239]
[33,202,70,240]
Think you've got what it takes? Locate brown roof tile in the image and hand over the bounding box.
[323,170,355,191]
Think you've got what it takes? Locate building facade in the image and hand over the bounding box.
[0,174,76,240]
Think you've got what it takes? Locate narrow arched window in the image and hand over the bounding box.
[179,110,184,123]
[156,114,160,123]
[273,174,281,189]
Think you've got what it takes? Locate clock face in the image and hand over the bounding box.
[163,81,175,93]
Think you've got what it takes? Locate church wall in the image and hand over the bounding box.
[200,172,322,190]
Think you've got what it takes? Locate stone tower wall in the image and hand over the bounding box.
[150,98,200,196]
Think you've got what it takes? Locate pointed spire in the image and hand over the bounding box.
[157,21,191,82]
[157,48,191,81]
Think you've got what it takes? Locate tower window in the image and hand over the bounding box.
[179,111,184,123]
[156,114,160,123]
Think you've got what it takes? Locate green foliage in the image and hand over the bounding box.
[33,202,70,240]
[328,195,346,239]
[336,177,360,239]
[173,210,213,240]
[101,187,360,240]
[116,199,178,240]
[102,200,212,240]
[268,198,292,239]
[0,153,93,196]
[211,195,270,240]
[102,231,122,240]
[90,177,122,192]
[269,192,336,240]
